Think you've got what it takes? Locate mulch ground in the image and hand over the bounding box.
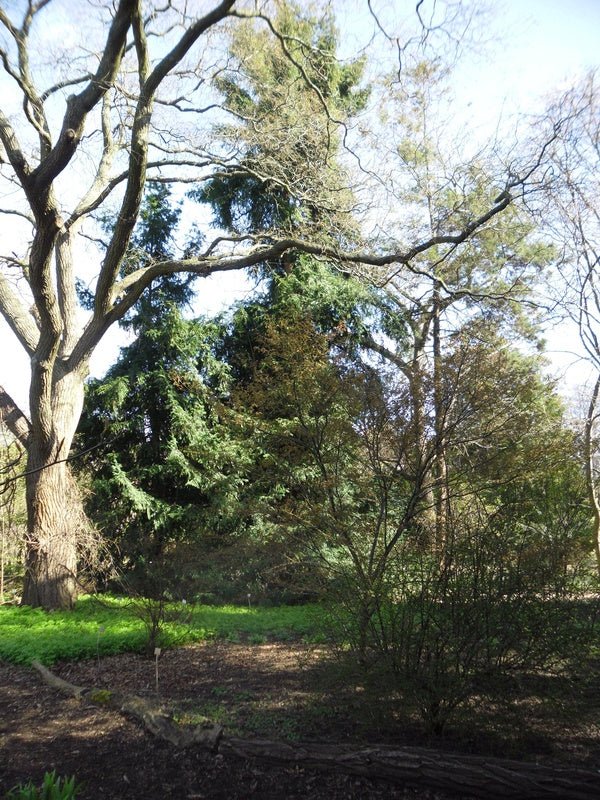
[0,640,598,799]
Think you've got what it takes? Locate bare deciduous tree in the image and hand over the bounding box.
[540,73,600,571]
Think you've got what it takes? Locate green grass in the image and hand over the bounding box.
[0,595,327,665]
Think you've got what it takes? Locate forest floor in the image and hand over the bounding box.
[1,639,599,799]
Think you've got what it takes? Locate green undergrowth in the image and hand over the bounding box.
[0,595,327,666]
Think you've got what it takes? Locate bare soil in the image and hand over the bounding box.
[1,640,599,799]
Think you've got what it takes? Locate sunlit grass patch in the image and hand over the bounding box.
[0,595,326,665]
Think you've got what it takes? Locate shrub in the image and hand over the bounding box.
[332,519,599,734]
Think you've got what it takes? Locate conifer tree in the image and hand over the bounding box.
[78,185,244,597]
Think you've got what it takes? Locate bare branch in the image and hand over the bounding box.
[40,74,93,103]
[0,109,31,184]
[94,0,236,315]
[0,207,35,225]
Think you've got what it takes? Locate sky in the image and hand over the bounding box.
[463,0,600,114]
[1,0,599,414]
[474,0,600,398]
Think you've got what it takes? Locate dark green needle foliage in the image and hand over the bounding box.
[78,184,246,599]
[118,181,195,332]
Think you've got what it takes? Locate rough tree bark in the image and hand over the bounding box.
[22,370,86,608]
[0,380,94,608]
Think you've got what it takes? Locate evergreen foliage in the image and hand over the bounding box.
[78,185,248,598]
[191,1,367,273]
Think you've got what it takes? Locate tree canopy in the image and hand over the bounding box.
[0,0,594,612]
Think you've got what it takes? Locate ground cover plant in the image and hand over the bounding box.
[4,770,80,800]
[0,596,324,665]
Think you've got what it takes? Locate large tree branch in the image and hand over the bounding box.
[361,332,412,379]
[145,1,236,97]
[94,0,236,315]
[0,385,31,446]
[70,190,514,369]
[4,1,134,394]
[28,0,135,196]
[0,109,31,185]
[68,94,119,226]
[14,3,53,157]
[0,273,39,355]
[72,238,294,365]
[55,227,81,356]
[0,43,45,142]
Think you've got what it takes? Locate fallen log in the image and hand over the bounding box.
[31,660,222,750]
[221,737,600,800]
[32,660,600,800]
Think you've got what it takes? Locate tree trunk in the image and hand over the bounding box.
[408,363,437,547]
[220,738,600,800]
[584,373,600,575]
[432,280,449,553]
[21,459,79,608]
[21,368,87,609]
